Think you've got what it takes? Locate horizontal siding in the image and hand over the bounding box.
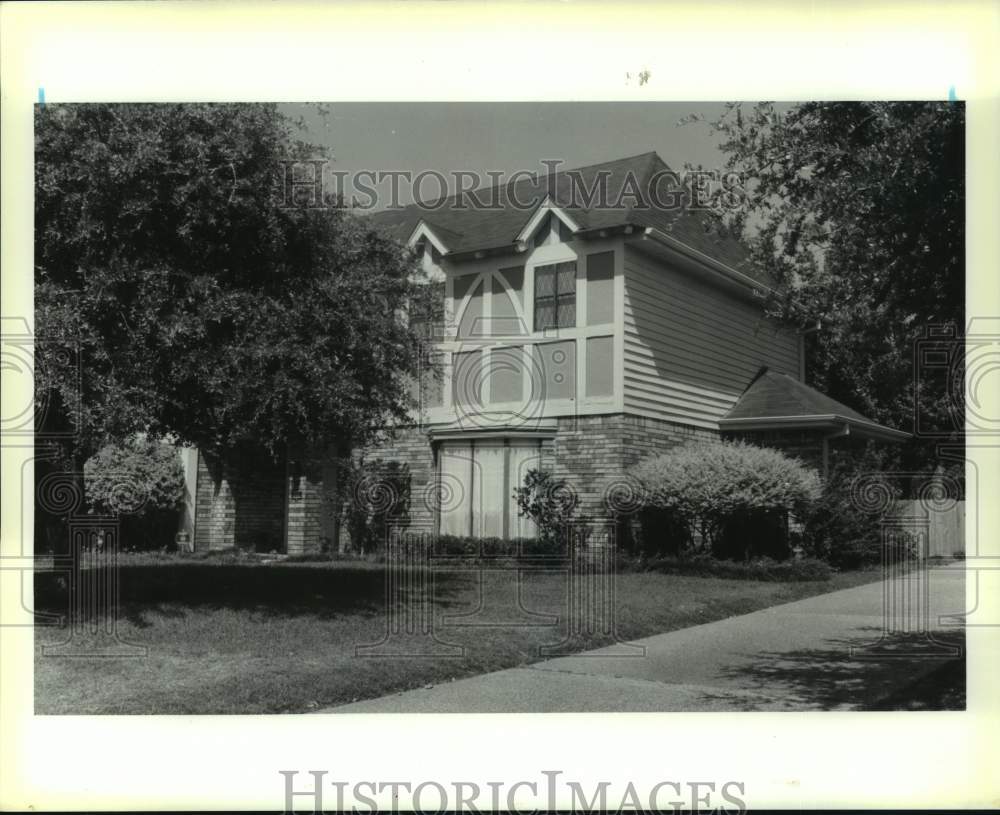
[623,245,800,428]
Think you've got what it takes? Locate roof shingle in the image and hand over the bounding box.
[722,369,899,434]
[368,151,769,286]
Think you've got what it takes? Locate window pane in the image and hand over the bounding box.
[439,444,472,536]
[474,442,505,538]
[556,294,576,328]
[556,262,576,296]
[534,298,556,332]
[535,265,556,297]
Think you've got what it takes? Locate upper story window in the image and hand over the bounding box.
[534,261,576,331]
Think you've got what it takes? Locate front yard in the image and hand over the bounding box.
[34,554,885,714]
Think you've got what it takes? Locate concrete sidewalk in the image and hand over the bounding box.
[326,566,966,713]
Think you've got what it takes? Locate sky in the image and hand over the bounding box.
[281,102,746,210]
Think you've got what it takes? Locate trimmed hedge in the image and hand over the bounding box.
[640,554,833,582]
[633,440,822,559]
[432,535,563,559]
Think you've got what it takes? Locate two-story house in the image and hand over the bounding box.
[187,152,907,553]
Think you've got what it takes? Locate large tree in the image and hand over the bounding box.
[688,101,964,473]
[35,103,430,464]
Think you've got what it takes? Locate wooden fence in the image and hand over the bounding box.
[892,499,965,559]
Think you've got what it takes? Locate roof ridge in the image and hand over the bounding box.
[395,150,666,215]
[622,150,671,220]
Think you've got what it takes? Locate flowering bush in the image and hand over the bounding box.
[633,441,822,559]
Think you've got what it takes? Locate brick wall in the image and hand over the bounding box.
[361,427,437,530]
[541,414,717,515]
[194,446,286,552]
[194,452,233,550]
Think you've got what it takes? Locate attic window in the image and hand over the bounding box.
[534,261,576,330]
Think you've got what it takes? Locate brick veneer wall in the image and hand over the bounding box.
[192,415,833,552]
[194,447,286,552]
[361,427,438,531]
[356,414,720,528]
[194,452,233,550]
[540,414,718,515]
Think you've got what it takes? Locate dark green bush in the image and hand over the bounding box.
[801,466,901,569]
[715,509,791,561]
[432,535,562,559]
[635,507,691,556]
[643,553,832,582]
[338,458,410,554]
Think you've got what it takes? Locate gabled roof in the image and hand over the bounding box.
[719,369,910,441]
[369,151,773,288]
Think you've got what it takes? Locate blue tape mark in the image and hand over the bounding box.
[38,87,45,106]
[948,85,957,103]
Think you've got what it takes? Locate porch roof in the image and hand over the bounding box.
[719,369,910,442]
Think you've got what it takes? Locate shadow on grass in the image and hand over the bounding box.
[716,627,965,710]
[34,561,474,627]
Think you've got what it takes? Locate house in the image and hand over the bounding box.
[186,151,907,552]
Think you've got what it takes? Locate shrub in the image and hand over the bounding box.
[635,507,690,556]
[633,441,822,560]
[643,553,832,582]
[801,467,902,569]
[83,437,186,550]
[432,535,561,559]
[513,469,579,545]
[338,458,410,554]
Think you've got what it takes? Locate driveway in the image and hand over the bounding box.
[325,565,966,713]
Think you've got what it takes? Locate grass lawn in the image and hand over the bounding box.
[34,554,884,714]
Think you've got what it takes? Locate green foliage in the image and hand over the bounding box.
[801,461,904,569]
[432,535,563,559]
[83,437,186,550]
[635,507,691,557]
[84,437,185,517]
[642,553,832,582]
[513,469,580,544]
[35,103,433,460]
[338,458,411,554]
[633,441,822,557]
[685,101,964,472]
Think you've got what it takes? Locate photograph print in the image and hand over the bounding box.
[31,100,966,715]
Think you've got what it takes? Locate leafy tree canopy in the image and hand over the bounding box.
[35,103,432,460]
[687,101,964,471]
